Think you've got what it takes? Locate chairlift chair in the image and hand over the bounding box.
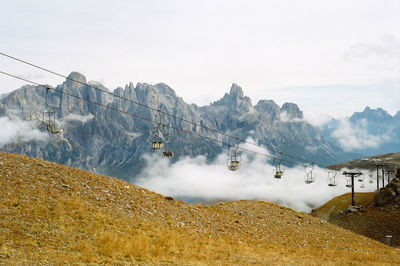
[345,176,353,188]
[273,154,284,179]
[304,163,316,184]
[161,123,176,158]
[152,141,164,150]
[151,109,165,150]
[162,151,173,158]
[41,88,62,134]
[368,172,374,184]
[228,160,240,171]
[360,180,366,189]
[328,171,337,187]
[227,143,240,171]
[162,136,174,158]
[274,170,283,179]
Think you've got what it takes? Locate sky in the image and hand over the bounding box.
[1,0,400,119]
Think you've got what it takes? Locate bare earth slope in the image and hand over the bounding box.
[1,153,400,264]
[311,192,400,248]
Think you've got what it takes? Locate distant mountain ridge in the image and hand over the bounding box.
[322,106,400,155]
[0,72,357,180]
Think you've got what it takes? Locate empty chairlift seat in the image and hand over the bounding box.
[163,151,173,158]
[328,171,337,187]
[228,160,240,171]
[274,170,283,179]
[152,141,164,150]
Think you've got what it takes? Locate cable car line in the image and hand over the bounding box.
[0,70,311,168]
[2,69,392,187]
[0,52,317,166]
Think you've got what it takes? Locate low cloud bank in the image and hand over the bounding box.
[303,110,334,127]
[279,111,303,123]
[330,118,391,151]
[0,117,48,147]
[135,152,376,212]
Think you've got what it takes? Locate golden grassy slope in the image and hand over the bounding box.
[311,192,375,220]
[1,152,400,264]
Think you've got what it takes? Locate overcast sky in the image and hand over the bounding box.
[1,0,399,119]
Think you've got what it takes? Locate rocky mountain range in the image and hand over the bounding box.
[0,72,357,180]
[321,107,400,155]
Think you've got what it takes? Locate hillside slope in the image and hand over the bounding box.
[1,152,399,264]
[311,192,400,247]
[328,152,400,171]
[311,192,375,220]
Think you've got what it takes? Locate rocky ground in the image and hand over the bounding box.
[312,177,400,248]
[1,152,400,264]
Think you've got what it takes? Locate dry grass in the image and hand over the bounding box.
[311,192,375,220]
[1,152,400,264]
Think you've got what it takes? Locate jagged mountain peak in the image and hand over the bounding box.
[281,102,303,119]
[255,100,280,116]
[154,83,177,97]
[351,106,392,122]
[127,82,135,89]
[66,72,87,88]
[213,83,252,109]
[0,75,357,178]
[229,83,244,98]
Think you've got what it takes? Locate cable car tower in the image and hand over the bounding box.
[227,141,240,171]
[41,88,62,134]
[343,171,362,206]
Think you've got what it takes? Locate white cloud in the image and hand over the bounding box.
[344,35,400,61]
[135,152,376,213]
[330,118,391,151]
[303,109,335,127]
[0,117,48,147]
[279,111,303,123]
